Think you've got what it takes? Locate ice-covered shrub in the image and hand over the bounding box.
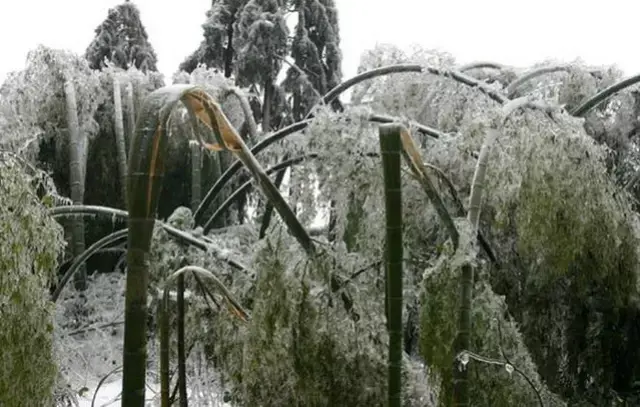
[418,99,640,403]
[352,46,640,402]
[0,45,103,164]
[199,229,437,406]
[420,254,566,406]
[146,189,439,405]
[0,158,64,406]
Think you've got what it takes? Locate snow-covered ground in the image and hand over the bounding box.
[76,377,231,407]
[55,273,233,407]
[76,379,126,407]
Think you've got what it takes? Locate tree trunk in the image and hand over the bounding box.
[452,128,496,406]
[259,165,287,238]
[190,141,202,211]
[126,81,136,147]
[113,74,128,205]
[379,124,404,407]
[262,79,273,132]
[223,19,235,78]
[176,273,187,407]
[63,75,87,291]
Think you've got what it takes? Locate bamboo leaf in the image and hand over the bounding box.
[180,88,242,151]
[399,128,460,248]
[181,86,315,255]
[163,265,250,323]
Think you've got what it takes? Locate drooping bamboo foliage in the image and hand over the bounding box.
[0,159,64,407]
[196,113,443,233]
[395,124,500,404]
[405,160,499,266]
[12,38,640,406]
[192,61,501,230]
[379,124,405,407]
[257,65,427,239]
[506,65,573,98]
[448,98,535,404]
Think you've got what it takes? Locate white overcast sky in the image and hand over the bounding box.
[0,0,639,85]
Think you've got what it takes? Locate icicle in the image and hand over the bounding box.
[504,363,514,376]
[458,352,469,371]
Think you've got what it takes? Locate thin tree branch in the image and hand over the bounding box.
[497,318,545,407]
[458,61,505,72]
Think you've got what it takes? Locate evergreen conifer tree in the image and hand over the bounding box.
[85,0,158,72]
[284,0,342,120]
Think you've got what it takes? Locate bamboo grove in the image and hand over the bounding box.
[3,27,640,407]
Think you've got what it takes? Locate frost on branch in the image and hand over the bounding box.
[352,44,498,134]
[364,53,640,297]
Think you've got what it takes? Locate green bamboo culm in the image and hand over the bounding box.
[379,123,404,407]
[122,84,233,406]
[63,73,87,291]
[122,83,301,406]
[190,140,202,211]
[51,228,128,302]
[113,73,128,204]
[160,289,170,407]
[452,128,498,406]
[176,269,188,407]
